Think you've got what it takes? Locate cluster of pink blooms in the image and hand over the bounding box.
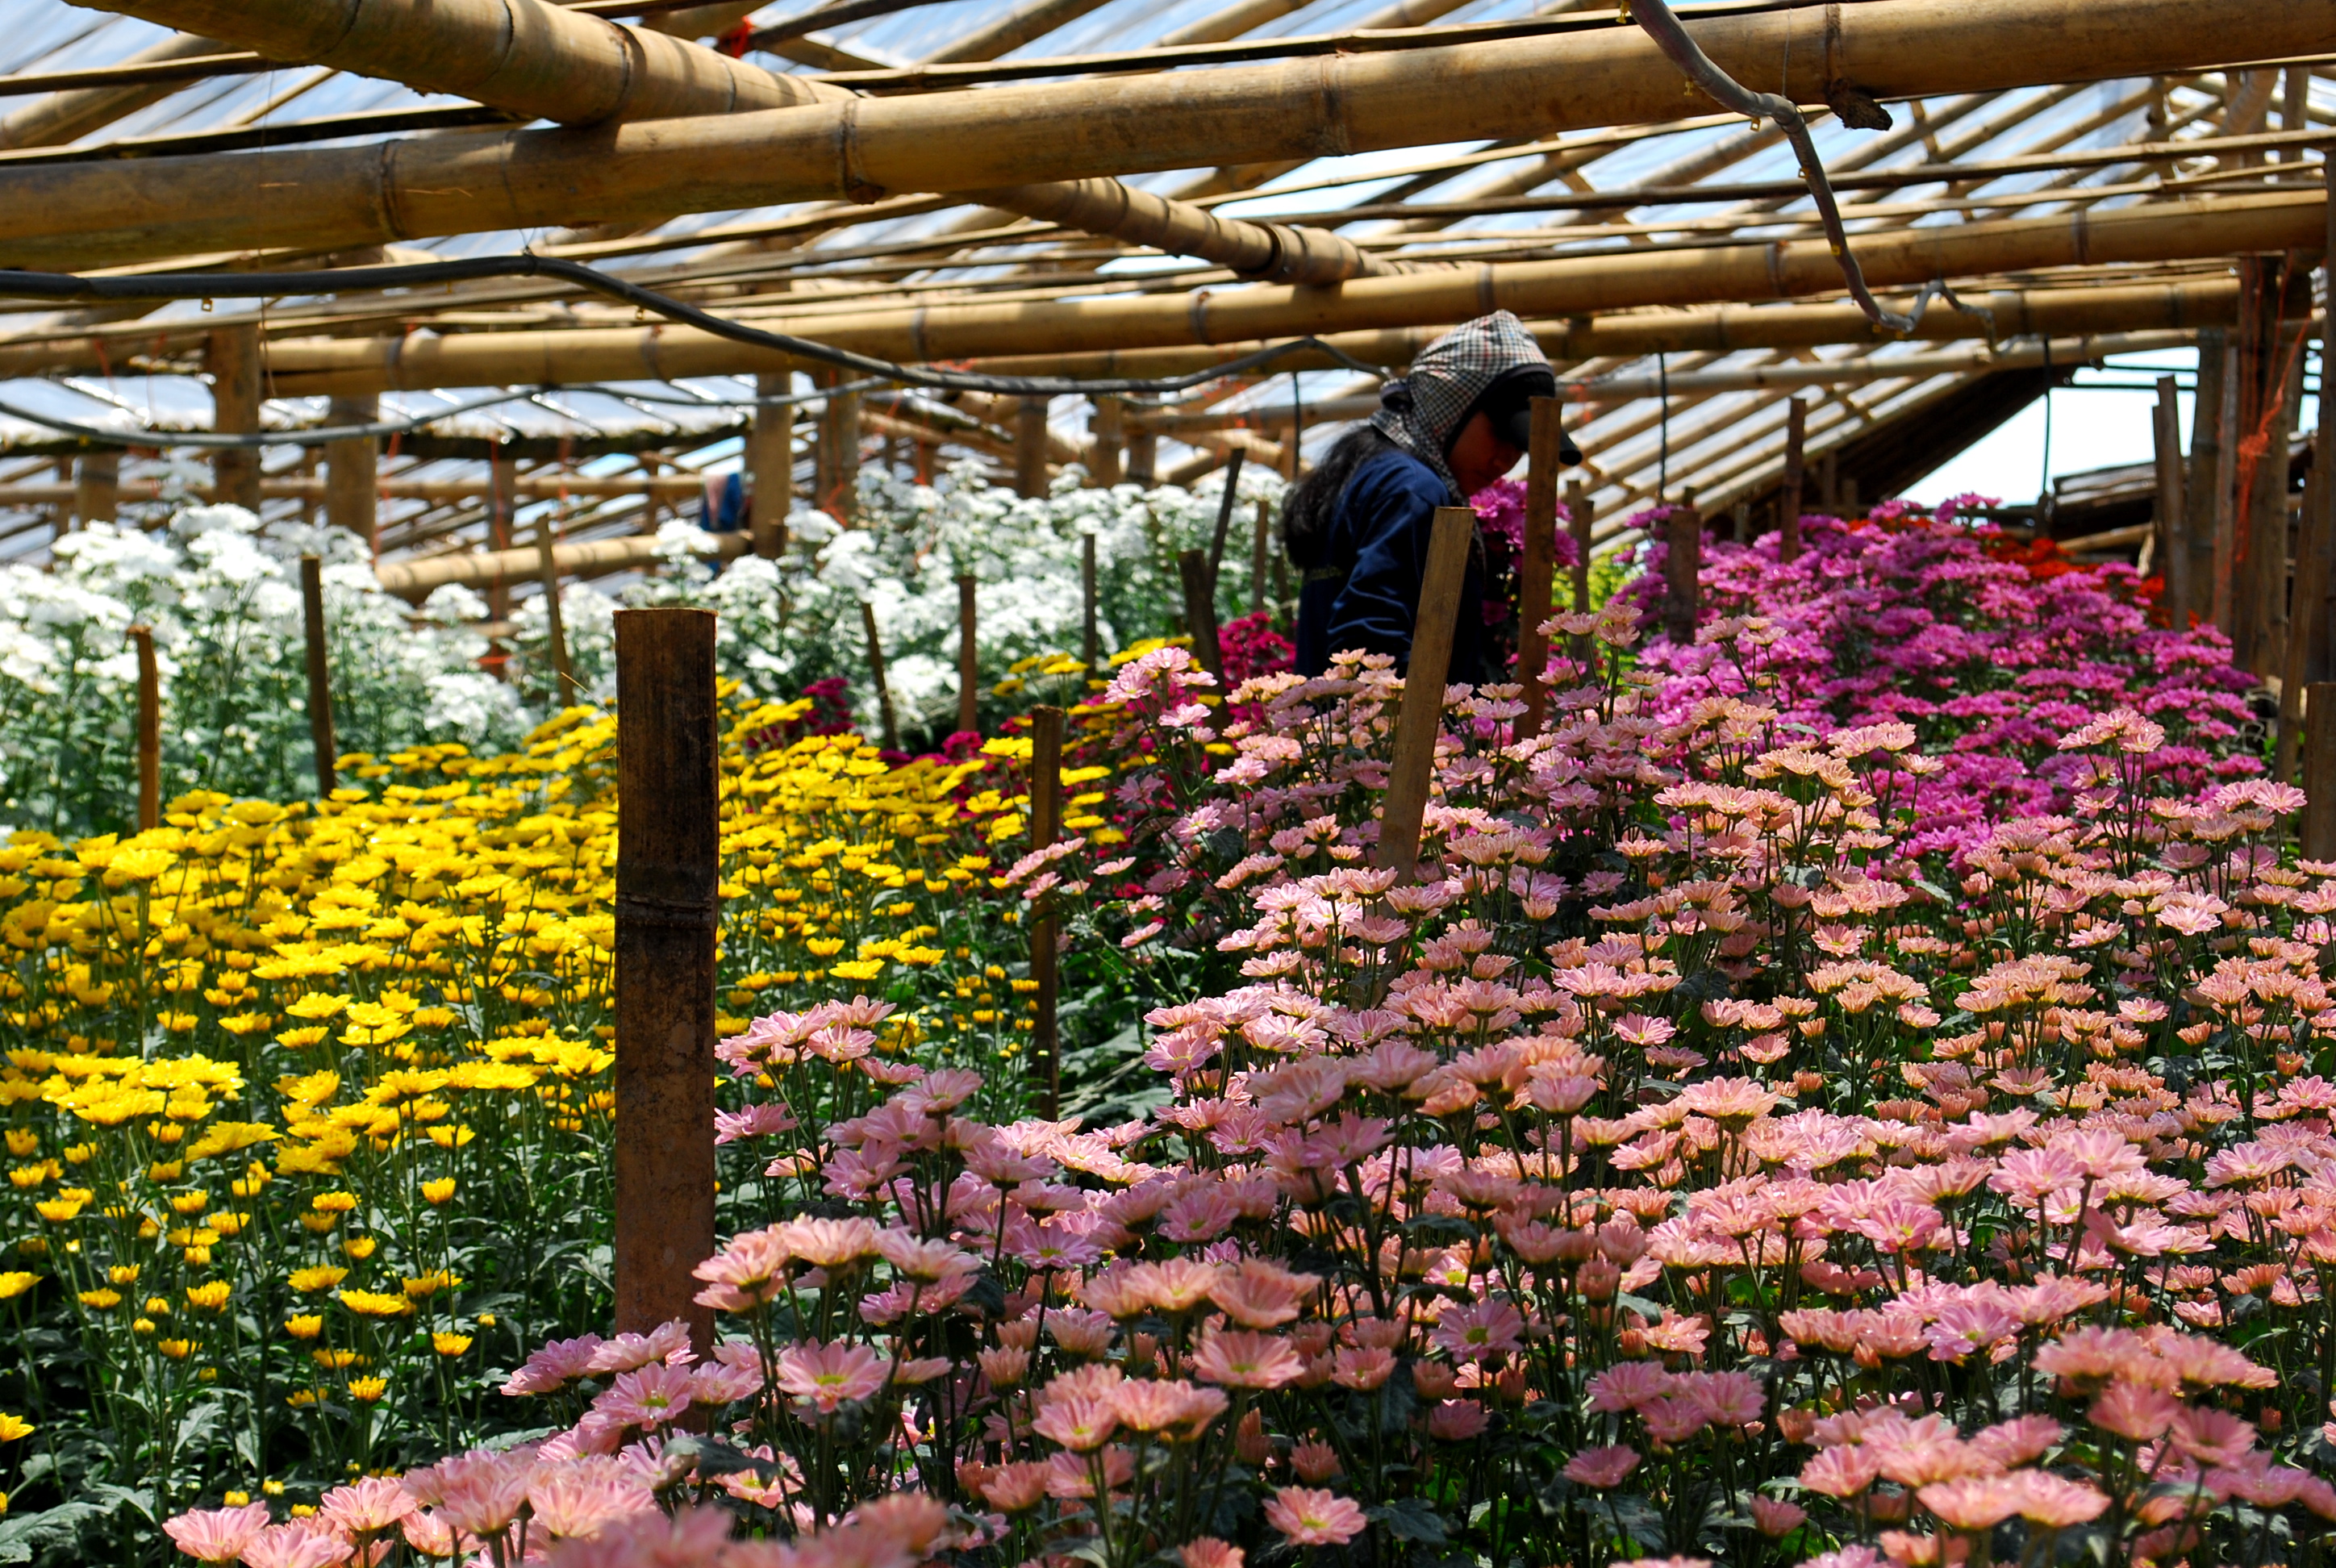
[169,556,2336,1567]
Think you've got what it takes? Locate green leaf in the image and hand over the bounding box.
[1369,1497,1449,1546]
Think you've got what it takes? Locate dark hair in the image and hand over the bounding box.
[1279,425,1396,571]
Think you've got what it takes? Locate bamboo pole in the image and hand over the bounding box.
[1088,397,1124,488]
[613,606,720,1354]
[324,395,378,552]
[1014,398,1050,501]
[860,601,900,753]
[957,574,980,737]
[1208,450,1245,589]
[2188,327,2229,632]
[1780,398,1807,561]
[1027,703,1065,1120]
[2,30,230,152]
[749,372,792,560]
[73,452,118,527]
[1566,478,1592,614]
[4,0,2320,269]
[299,556,336,799]
[375,529,751,598]
[206,323,261,514]
[130,625,160,832]
[819,372,861,524]
[1376,506,1475,884]
[1665,498,1702,644]
[537,515,573,702]
[2281,171,2336,779]
[0,474,745,507]
[2309,682,2336,860]
[1517,397,1562,739]
[1251,499,1270,620]
[486,446,516,629]
[1081,532,1099,671]
[1128,432,1158,488]
[1178,550,1224,684]
[2153,375,2189,628]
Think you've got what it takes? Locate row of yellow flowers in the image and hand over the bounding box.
[0,682,1103,1527]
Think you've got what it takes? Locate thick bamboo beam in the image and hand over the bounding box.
[247,202,2275,398]
[4,0,2322,269]
[374,529,750,598]
[0,473,713,506]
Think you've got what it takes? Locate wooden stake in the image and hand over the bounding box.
[299,555,336,800]
[2152,374,2188,628]
[749,372,791,560]
[2188,327,2229,628]
[1178,549,1224,683]
[1088,396,1124,487]
[130,624,159,832]
[1128,432,1158,488]
[1780,396,1806,561]
[1028,703,1064,1120]
[860,600,899,753]
[324,394,378,553]
[819,370,861,524]
[1208,449,1245,587]
[957,573,980,736]
[206,323,261,514]
[613,606,720,1354]
[73,451,118,528]
[537,514,572,703]
[1566,477,1592,612]
[1251,499,1270,619]
[1080,532,1099,672]
[1517,396,1562,739]
[1014,397,1050,500]
[2278,165,2336,779]
[486,444,515,630]
[1664,498,1702,644]
[1377,507,1475,883]
[2308,683,2336,860]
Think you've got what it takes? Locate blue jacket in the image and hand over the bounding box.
[1294,448,1484,684]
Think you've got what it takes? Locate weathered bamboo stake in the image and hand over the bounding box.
[2279,168,2336,782]
[820,372,862,525]
[536,515,573,701]
[298,556,336,800]
[1014,398,1050,501]
[1080,532,1099,671]
[206,323,261,515]
[324,395,378,553]
[73,452,118,527]
[2309,683,2336,861]
[2153,374,2189,628]
[1088,398,1124,488]
[1779,397,1807,561]
[1376,507,1475,884]
[1208,449,1246,589]
[1178,550,1224,683]
[486,446,515,632]
[957,574,980,736]
[612,606,720,1354]
[749,373,792,561]
[1664,498,1702,643]
[1251,499,1270,619]
[13,0,2325,269]
[1028,703,1065,1120]
[2188,327,2229,629]
[859,602,900,753]
[1516,397,1563,739]
[130,625,159,832]
[1566,478,1592,612]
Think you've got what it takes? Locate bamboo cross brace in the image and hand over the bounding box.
[1377,506,1475,884]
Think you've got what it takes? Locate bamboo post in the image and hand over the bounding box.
[73,451,118,527]
[860,602,900,753]
[486,444,515,630]
[1780,396,1806,561]
[298,555,336,800]
[1817,451,1840,515]
[1028,703,1064,1120]
[1517,397,1563,738]
[957,573,980,736]
[324,395,378,553]
[536,513,572,702]
[613,606,720,1355]
[2278,168,2336,778]
[129,624,159,832]
[818,370,861,524]
[2309,683,2336,860]
[1128,432,1158,488]
[1664,497,1702,644]
[2188,327,2229,629]
[1014,397,1049,500]
[2153,374,2189,628]
[1566,477,1593,612]
[1208,449,1245,587]
[749,372,791,560]
[1376,506,1475,883]
[206,322,262,514]
[1080,532,1099,671]
[1251,499,1270,619]
[1178,549,1224,682]
[1089,396,1124,487]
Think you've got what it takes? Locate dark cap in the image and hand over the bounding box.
[1468,365,1580,465]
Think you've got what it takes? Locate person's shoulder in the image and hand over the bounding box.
[1345,448,1444,507]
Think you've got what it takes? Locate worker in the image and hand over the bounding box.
[1283,311,1577,682]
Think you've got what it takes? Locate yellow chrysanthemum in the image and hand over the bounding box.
[431,1332,473,1357]
[336,1289,413,1318]
[287,1266,348,1294]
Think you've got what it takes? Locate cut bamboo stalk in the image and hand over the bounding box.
[130,624,160,832]
[2153,374,2188,629]
[861,601,900,753]
[73,452,118,527]
[324,395,378,552]
[2309,683,2336,860]
[1081,532,1099,672]
[1027,703,1065,1120]
[1088,397,1124,487]
[1208,449,1245,588]
[2188,327,2229,629]
[1178,549,1224,684]
[1566,477,1592,614]
[486,447,516,631]
[819,371,861,524]
[1014,398,1049,500]
[1251,499,1270,619]
[2,31,230,152]
[1128,433,1158,487]
[206,323,261,514]
[749,372,791,560]
[7,0,2321,269]
[957,574,980,736]
[299,555,336,799]
[1376,506,1475,884]
[1780,398,1807,561]
[1517,397,1563,739]
[2280,168,2336,779]
[377,531,749,598]
[537,515,573,702]
[612,606,720,1354]
[1665,500,1702,644]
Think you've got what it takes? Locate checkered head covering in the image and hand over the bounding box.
[1370,311,1554,503]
